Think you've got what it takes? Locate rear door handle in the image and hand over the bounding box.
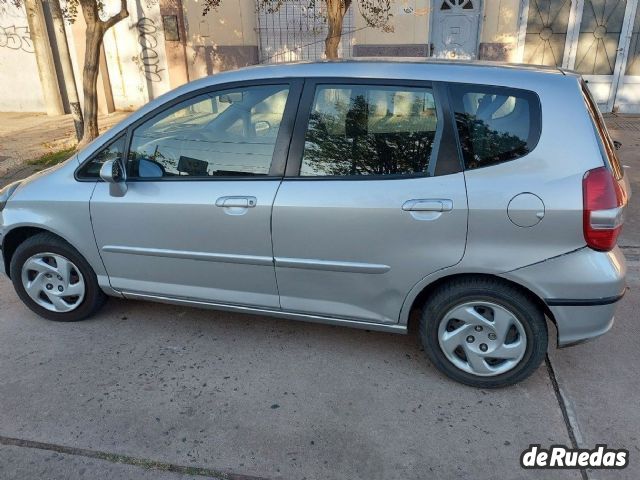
[402,199,453,212]
[215,196,257,208]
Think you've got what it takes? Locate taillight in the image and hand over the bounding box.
[582,167,625,251]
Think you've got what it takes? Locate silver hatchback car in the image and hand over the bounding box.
[0,60,630,387]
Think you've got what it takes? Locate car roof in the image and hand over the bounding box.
[260,57,566,73]
[164,59,575,99]
[207,57,571,80]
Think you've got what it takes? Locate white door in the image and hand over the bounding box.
[613,2,640,112]
[521,0,638,112]
[521,0,573,67]
[569,0,636,111]
[431,0,482,59]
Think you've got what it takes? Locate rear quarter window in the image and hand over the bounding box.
[449,84,542,170]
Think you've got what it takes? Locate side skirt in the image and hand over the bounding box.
[120,291,408,334]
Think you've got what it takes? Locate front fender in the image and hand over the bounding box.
[0,160,107,283]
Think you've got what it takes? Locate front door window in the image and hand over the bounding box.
[127,84,290,178]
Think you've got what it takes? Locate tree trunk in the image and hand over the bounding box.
[325,0,349,59]
[79,24,103,147]
[47,0,84,141]
[77,0,128,147]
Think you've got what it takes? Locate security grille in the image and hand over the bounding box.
[524,0,572,67]
[574,0,627,75]
[256,1,354,63]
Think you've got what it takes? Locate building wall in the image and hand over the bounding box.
[0,3,46,112]
[3,0,640,114]
[101,0,172,111]
[479,0,521,62]
[353,0,430,56]
[181,0,258,78]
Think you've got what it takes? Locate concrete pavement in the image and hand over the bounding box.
[0,275,583,480]
[543,118,640,480]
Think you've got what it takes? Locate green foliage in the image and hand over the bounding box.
[27,147,77,170]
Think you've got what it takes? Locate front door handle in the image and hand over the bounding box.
[215,196,257,208]
[402,199,453,212]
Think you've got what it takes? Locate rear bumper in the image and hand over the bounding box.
[501,246,627,347]
[548,295,623,347]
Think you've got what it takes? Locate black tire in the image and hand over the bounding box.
[419,277,547,388]
[10,232,107,322]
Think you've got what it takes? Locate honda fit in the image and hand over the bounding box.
[0,60,630,387]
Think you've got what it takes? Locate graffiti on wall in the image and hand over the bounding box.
[135,17,165,82]
[0,25,34,53]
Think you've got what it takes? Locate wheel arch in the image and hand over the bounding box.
[402,271,556,333]
[2,226,82,278]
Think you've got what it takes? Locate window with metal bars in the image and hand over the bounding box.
[256,2,354,63]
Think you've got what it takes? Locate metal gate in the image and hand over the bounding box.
[616,1,640,111]
[519,0,639,111]
[522,0,572,67]
[256,1,354,63]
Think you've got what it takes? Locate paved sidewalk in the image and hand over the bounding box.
[0,112,129,185]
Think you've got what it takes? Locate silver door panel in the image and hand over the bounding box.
[91,180,281,307]
[272,173,468,324]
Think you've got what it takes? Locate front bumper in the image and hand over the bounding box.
[501,246,627,347]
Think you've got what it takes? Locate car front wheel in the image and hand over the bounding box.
[10,232,107,321]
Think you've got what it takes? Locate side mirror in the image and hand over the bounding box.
[100,159,128,197]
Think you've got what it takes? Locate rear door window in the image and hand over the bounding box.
[299,84,439,177]
[449,84,541,170]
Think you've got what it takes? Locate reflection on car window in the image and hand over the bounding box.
[300,85,438,177]
[77,135,126,179]
[127,85,289,178]
[450,84,540,169]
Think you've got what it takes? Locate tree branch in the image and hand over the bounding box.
[102,0,128,31]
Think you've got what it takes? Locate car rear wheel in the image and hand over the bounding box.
[420,277,547,388]
[10,233,107,321]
